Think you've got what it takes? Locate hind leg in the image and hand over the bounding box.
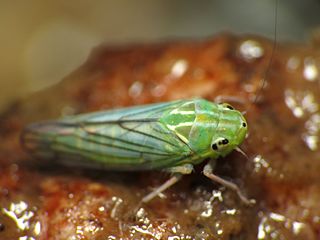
[203,160,255,206]
[141,164,193,203]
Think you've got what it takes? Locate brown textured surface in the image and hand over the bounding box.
[0,34,319,239]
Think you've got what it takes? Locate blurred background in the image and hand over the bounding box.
[1,0,320,110]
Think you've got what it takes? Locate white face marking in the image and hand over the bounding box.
[197,110,219,117]
[167,121,193,129]
[170,109,218,117]
[167,120,216,133]
[166,122,193,144]
[174,132,189,144]
[194,122,215,127]
[166,121,193,131]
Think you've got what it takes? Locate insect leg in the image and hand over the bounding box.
[203,160,256,206]
[141,174,182,203]
[141,164,193,203]
[166,163,194,175]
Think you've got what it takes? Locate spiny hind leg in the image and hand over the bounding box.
[203,160,255,206]
[141,164,193,203]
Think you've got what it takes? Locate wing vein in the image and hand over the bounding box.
[71,132,177,157]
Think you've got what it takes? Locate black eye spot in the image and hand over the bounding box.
[226,105,234,110]
[211,143,218,150]
[222,139,229,145]
[242,122,247,128]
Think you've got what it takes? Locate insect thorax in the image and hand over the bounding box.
[160,100,220,154]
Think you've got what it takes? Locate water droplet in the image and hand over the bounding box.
[287,56,300,71]
[222,209,237,216]
[34,221,41,236]
[303,113,320,151]
[258,212,310,239]
[151,84,166,97]
[270,213,286,222]
[128,81,143,98]
[2,201,35,231]
[98,206,105,212]
[253,155,271,173]
[303,57,318,81]
[285,89,304,118]
[171,59,188,78]
[239,40,264,61]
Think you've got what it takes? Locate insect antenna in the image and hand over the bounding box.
[239,0,278,162]
[235,147,249,160]
[251,0,278,108]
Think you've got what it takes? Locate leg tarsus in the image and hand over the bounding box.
[203,161,255,206]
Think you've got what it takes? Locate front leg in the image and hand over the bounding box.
[203,160,255,206]
[141,164,193,203]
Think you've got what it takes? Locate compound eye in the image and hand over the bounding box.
[219,103,234,110]
[221,138,229,145]
[225,104,234,110]
[211,138,229,151]
[211,143,218,150]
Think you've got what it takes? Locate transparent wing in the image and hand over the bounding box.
[22,100,194,170]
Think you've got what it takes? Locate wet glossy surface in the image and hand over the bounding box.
[0,34,319,239]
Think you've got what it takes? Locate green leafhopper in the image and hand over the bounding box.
[21,98,254,205]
